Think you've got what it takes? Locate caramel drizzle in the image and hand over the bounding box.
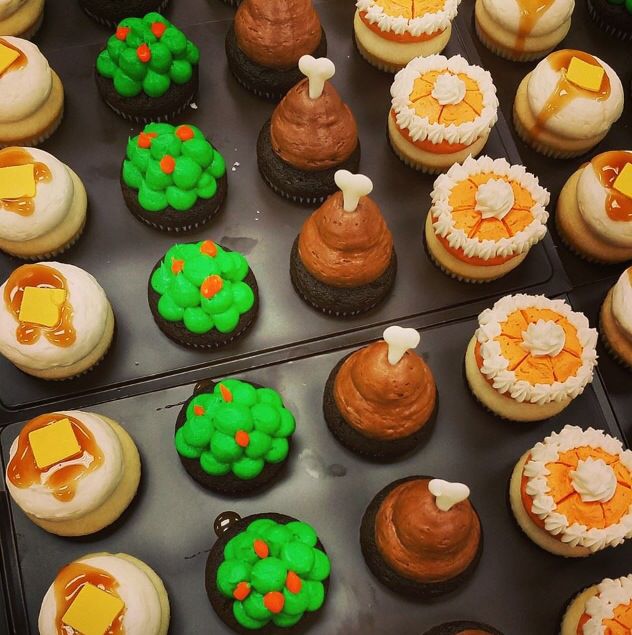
[0,147,52,216]
[0,38,27,75]
[6,413,104,502]
[591,151,632,223]
[515,0,556,52]
[4,264,76,347]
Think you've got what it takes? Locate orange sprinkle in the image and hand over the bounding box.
[136,43,151,63]
[116,26,130,41]
[235,430,250,448]
[151,21,167,38]
[233,581,250,601]
[263,591,285,614]
[137,131,157,149]
[171,258,184,274]
[286,571,302,594]
[253,539,269,559]
[193,405,205,416]
[200,240,217,257]
[219,383,233,403]
[160,155,175,174]
[176,125,195,141]
[201,275,223,299]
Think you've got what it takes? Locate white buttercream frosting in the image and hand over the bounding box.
[480,0,575,37]
[522,320,565,357]
[0,0,27,20]
[571,458,617,503]
[612,267,632,337]
[475,179,515,220]
[431,73,466,105]
[38,554,164,635]
[582,575,632,634]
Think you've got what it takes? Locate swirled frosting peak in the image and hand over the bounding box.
[431,72,466,105]
[571,458,617,503]
[474,178,515,220]
[521,319,565,357]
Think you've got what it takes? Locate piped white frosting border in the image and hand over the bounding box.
[582,574,632,634]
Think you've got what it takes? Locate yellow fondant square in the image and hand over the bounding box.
[18,286,66,327]
[566,56,605,92]
[62,583,124,635]
[28,418,81,470]
[0,43,19,76]
[0,164,35,200]
[613,163,632,200]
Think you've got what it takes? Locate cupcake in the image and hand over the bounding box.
[0,262,115,380]
[174,378,296,495]
[290,171,396,316]
[206,511,331,632]
[510,425,632,557]
[257,55,361,205]
[148,240,258,349]
[424,622,503,635]
[226,0,327,101]
[121,123,227,232]
[0,0,45,39]
[513,49,624,159]
[475,0,575,62]
[0,147,87,259]
[465,294,598,422]
[5,410,140,536]
[360,476,482,598]
[587,0,632,41]
[556,150,632,263]
[601,267,632,369]
[388,54,498,174]
[561,574,632,634]
[353,0,461,72]
[38,553,170,635]
[323,326,437,460]
[95,14,200,123]
[426,156,550,282]
[0,37,64,147]
[79,0,170,27]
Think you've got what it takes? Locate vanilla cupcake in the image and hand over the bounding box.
[5,410,140,536]
[0,263,114,379]
[601,268,632,369]
[0,37,64,147]
[475,0,575,62]
[39,553,170,635]
[513,49,624,158]
[465,294,598,422]
[510,425,632,557]
[557,150,632,263]
[388,54,498,173]
[354,0,461,72]
[0,0,44,39]
[426,155,550,281]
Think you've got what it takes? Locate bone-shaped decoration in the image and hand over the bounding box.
[334,170,373,212]
[428,479,470,512]
[383,325,420,365]
[298,55,335,100]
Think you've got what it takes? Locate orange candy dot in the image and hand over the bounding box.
[171,258,185,274]
[136,43,151,63]
[235,430,250,448]
[286,571,302,594]
[219,383,233,403]
[160,155,175,175]
[137,131,157,149]
[233,582,250,601]
[253,539,269,559]
[176,125,195,141]
[116,26,130,41]
[200,240,217,257]
[151,21,167,38]
[201,274,223,299]
[263,591,285,614]
[193,405,205,416]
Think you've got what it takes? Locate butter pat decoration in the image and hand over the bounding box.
[18,286,66,327]
[28,417,81,470]
[62,583,124,635]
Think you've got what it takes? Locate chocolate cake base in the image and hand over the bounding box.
[174,380,291,496]
[225,25,327,101]
[289,237,397,317]
[423,621,504,635]
[360,476,483,600]
[79,0,169,27]
[586,0,632,40]
[323,354,437,462]
[257,120,361,206]
[206,512,330,635]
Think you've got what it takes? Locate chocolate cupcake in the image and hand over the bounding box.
[323,326,437,461]
[587,0,632,40]
[148,240,258,349]
[206,511,331,633]
[174,378,296,496]
[225,0,327,101]
[95,13,199,123]
[290,171,396,316]
[360,476,482,599]
[423,622,503,635]
[121,123,227,232]
[257,56,361,205]
[79,0,169,27]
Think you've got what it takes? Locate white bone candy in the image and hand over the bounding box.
[428,479,470,512]
[334,170,373,212]
[382,326,420,365]
[298,55,335,100]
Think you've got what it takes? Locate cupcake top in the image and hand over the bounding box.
[475,294,598,405]
[175,379,296,480]
[234,0,322,70]
[612,267,632,338]
[96,13,200,99]
[0,147,75,243]
[5,411,124,521]
[480,0,574,37]
[375,478,480,582]
[520,425,632,553]
[0,262,110,370]
[0,37,52,123]
[391,54,498,148]
[334,326,436,440]
[39,554,164,635]
[123,123,226,213]
[298,171,393,287]
[577,575,632,633]
[526,49,624,140]
[577,150,632,248]
[150,240,255,335]
[270,56,358,171]
[430,155,550,262]
[0,0,27,20]
[216,517,331,629]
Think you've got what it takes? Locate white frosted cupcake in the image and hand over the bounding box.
[513,49,624,158]
[601,267,632,369]
[0,0,45,39]
[0,262,114,380]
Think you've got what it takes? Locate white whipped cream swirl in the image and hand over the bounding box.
[475,178,515,220]
[431,73,466,105]
[583,575,632,634]
[571,458,617,503]
[521,319,565,357]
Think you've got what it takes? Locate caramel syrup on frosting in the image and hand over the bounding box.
[515,0,556,52]
[591,151,632,223]
[0,147,52,216]
[531,50,610,139]
[0,38,27,76]
[7,413,104,502]
[4,264,76,347]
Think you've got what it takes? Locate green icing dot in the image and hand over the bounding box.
[143,69,171,98]
[169,274,200,308]
[281,541,314,577]
[183,307,213,333]
[166,186,197,211]
[247,519,276,534]
[304,580,325,612]
[251,403,280,435]
[308,549,331,582]
[122,160,142,189]
[233,602,266,630]
[211,431,242,463]
[145,159,172,190]
[157,293,184,322]
[262,524,292,556]
[272,613,302,628]
[197,175,218,200]
[214,403,253,435]
[277,409,296,437]
[150,265,171,294]
[242,592,270,621]
[174,427,202,459]
[283,586,310,616]
[201,284,233,315]
[244,431,272,459]
[113,69,142,97]
[213,307,240,334]
[118,47,147,81]
[148,42,172,73]
[96,51,116,77]
[251,558,287,594]
[256,388,283,409]
[182,256,218,286]
[182,415,213,447]
[173,156,202,190]
[138,182,167,212]
[200,450,230,475]
[232,457,264,480]
[216,560,251,597]
[286,522,318,547]
[182,138,214,167]
[209,152,226,179]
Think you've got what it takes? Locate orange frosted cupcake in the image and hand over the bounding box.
[388,54,498,174]
[427,155,550,282]
[510,425,632,557]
